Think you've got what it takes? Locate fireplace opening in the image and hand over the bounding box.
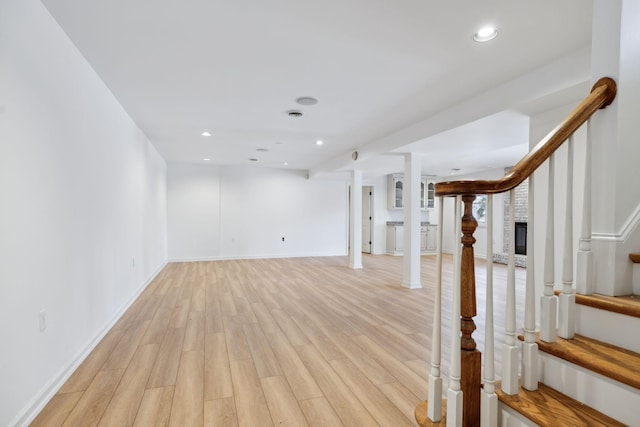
[515,222,527,255]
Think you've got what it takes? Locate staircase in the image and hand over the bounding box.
[504,294,640,426]
[412,77,640,426]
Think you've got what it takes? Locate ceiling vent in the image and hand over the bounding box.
[287,110,303,118]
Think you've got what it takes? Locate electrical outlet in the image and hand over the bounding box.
[39,310,46,332]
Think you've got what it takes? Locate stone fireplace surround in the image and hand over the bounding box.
[492,167,528,268]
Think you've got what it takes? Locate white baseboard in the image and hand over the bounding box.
[11,260,168,427]
[168,251,348,263]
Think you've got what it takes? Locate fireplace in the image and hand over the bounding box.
[493,170,529,267]
[515,222,527,255]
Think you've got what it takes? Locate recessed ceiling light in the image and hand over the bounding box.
[256,148,269,152]
[203,158,211,161]
[296,96,318,106]
[316,140,323,146]
[249,158,258,162]
[283,162,289,166]
[287,110,303,118]
[473,26,499,42]
[201,131,212,137]
[275,141,283,145]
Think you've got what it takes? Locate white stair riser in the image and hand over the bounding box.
[575,304,640,353]
[498,405,537,427]
[539,352,639,426]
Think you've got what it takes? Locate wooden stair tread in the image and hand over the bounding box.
[495,381,624,427]
[534,333,640,390]
[576,292,640,318]
[629,253,640,263]
[414,400,446,426]
[554,290,640,318]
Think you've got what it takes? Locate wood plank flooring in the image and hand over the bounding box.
[31,254,525,426]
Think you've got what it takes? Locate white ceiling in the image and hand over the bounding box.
[41,0,594,178]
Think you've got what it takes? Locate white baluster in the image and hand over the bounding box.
[427,196,444,421]
[447,196,463,427]
[541,155,558,343]
[559,137,576,339]
[522,176,538,390]
[501,190,518,395]
[481,194,497,427]
[577,120,593,295]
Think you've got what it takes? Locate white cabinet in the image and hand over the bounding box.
[426,225,437,251]
[388,174,436,211]
[386,224,404,255]
[386,223,438,255]
[420,226,428,251]
[388,175,404,209]
[426,179,436,210]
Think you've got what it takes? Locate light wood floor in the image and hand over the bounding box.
[31,254,525,427]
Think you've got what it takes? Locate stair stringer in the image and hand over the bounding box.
[538,351,639,426]
[574,303,640,353]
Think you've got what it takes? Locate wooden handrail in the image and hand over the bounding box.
[435,77,617,196]
[416,77,616,427]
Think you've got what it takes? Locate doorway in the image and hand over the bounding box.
[362,186,373,254]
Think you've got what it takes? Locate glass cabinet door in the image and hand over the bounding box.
[427,181,435,209]
[395,179,403,208]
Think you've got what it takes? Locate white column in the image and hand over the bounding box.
[481,194,498,427]
[522,176,538,390]
[558,138,575,339]
[501,189,519,395]
[402,153,421,289]
[447,196,463,427]
[541,156,557,343]
[349,170,363,269]
[591,0,640,296]
[427,196,444,422]
[576,119,593,295]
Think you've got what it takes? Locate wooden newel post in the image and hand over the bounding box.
[460,195,481,426]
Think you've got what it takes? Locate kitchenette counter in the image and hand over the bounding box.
[386,221,432,226]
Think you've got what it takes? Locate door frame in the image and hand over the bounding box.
[362,186,374,254]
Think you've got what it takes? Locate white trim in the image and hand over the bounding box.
[592,202,640,242]
[12,261,168,427]
[401,280,422,289]
[168,251,348,263]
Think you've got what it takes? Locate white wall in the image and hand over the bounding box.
[167,164,348,260]
[167,164,221,259]
[0,1,168,425]
[590,0,640,295]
